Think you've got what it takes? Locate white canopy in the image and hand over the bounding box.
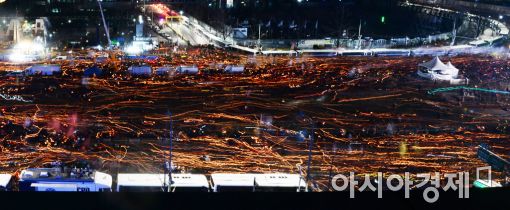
[419,56,450,71]
[417,57,460,80]
[446,61,459,76]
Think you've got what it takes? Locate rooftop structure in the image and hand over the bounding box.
[254,173,307,192]
[171,174,210,189]
[210,173,256,192]
[116,173,166,192]
[116,173,209,192]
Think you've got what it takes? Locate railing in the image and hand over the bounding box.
[403,1,509,45]
[428,86,510,95]
[229,1,507,50]
[232,32,452,50]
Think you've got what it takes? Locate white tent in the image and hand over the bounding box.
[418,56,449,71]
[417,57,459,81]
[446,62,459,76]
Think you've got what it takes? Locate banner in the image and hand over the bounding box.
[233,28,248,39]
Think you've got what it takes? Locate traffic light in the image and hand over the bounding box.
[380,16,386,24]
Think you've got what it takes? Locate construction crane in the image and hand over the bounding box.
[97,0,112,48]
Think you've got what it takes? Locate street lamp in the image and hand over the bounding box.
[328,142,338,191]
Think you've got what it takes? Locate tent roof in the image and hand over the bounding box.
[446,62,458,70]
[419,57,450,71]
[443,61,459,76]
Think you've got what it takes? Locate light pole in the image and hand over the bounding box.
[305,116,315,187]
[97,0,112,48]
[257,23,262,51]
[165,110,174,192]
[357,20,362,49]
[328,142,338,191]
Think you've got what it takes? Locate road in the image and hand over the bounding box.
[1,52,510,190]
